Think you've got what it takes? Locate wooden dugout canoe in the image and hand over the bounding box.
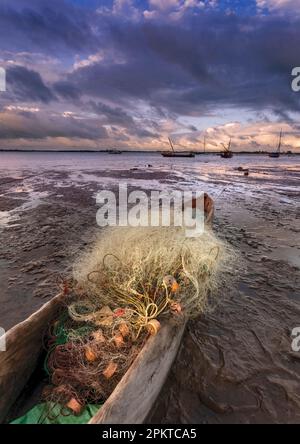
[0,195,214,424]
[0,293,186,424]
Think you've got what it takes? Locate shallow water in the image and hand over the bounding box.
[0,152,299,229]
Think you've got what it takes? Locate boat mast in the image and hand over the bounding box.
[228,137,232,151]
[168,137,175,153]
[277,129,283,153]
[221,137,231,152]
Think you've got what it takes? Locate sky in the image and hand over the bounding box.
[0,0,300,151]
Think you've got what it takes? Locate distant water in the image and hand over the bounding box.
[0,152,299,197]
[0,151,298,171]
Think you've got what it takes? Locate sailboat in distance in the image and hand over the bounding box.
[269,130,282,158]
[161,137,195,158]
[107,148,122,154]
[220,138,233,158]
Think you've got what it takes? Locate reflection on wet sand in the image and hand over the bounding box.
[148,201,300,424]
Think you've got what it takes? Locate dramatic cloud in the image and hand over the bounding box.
[257,0,300,15]
[0,107,108,140]
[7,65,55,103]
[0,0,299,150]
[64,12,300,115]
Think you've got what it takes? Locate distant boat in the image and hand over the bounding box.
[161,137,195,158]
[107,149,122,154]
[269,130,282,158]
[220,138,233,158]
[220,151,233,159]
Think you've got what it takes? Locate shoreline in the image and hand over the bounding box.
[0,150,300,155]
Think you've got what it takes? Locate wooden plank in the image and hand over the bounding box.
[0,293,63,423]
[89,319,186,424]
[0,293,186,425]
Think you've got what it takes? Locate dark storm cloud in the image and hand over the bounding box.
[1,1,300,146]
[53,81,81,100]
[87,101,159,138]
[65,55,190,104]
[0,109,108,140]
[0,0,101,54]
[3,2,300,116]
[135,127,159,138]
[7,65,55,103]
[88,100,135,127]
[62,12,300,116]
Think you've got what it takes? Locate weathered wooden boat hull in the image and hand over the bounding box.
[269,153,280,158]
[0,295,186,424]
[90,320,186,424]
[161,152,195,158]
[220,152,233,158]
[0,293,64,424]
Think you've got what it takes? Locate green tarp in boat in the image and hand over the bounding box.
[11,403,101,425]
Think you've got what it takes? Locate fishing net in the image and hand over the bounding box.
[35,224,236,422]
[73,225,236,334]
[41,307,146,420]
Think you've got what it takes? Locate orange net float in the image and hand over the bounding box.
[171,281,180,293]
[113,333,125,348]
[119,322,130,338]
[146,319,161,336]
[85,346,97,362]
[66,398,83,415]
[163,275,180,293]
[103,361,118,379]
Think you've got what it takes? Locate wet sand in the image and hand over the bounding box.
[148,196,300,424]
[0,154,299,423]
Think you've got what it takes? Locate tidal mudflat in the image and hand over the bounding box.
[0,152,299,423]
